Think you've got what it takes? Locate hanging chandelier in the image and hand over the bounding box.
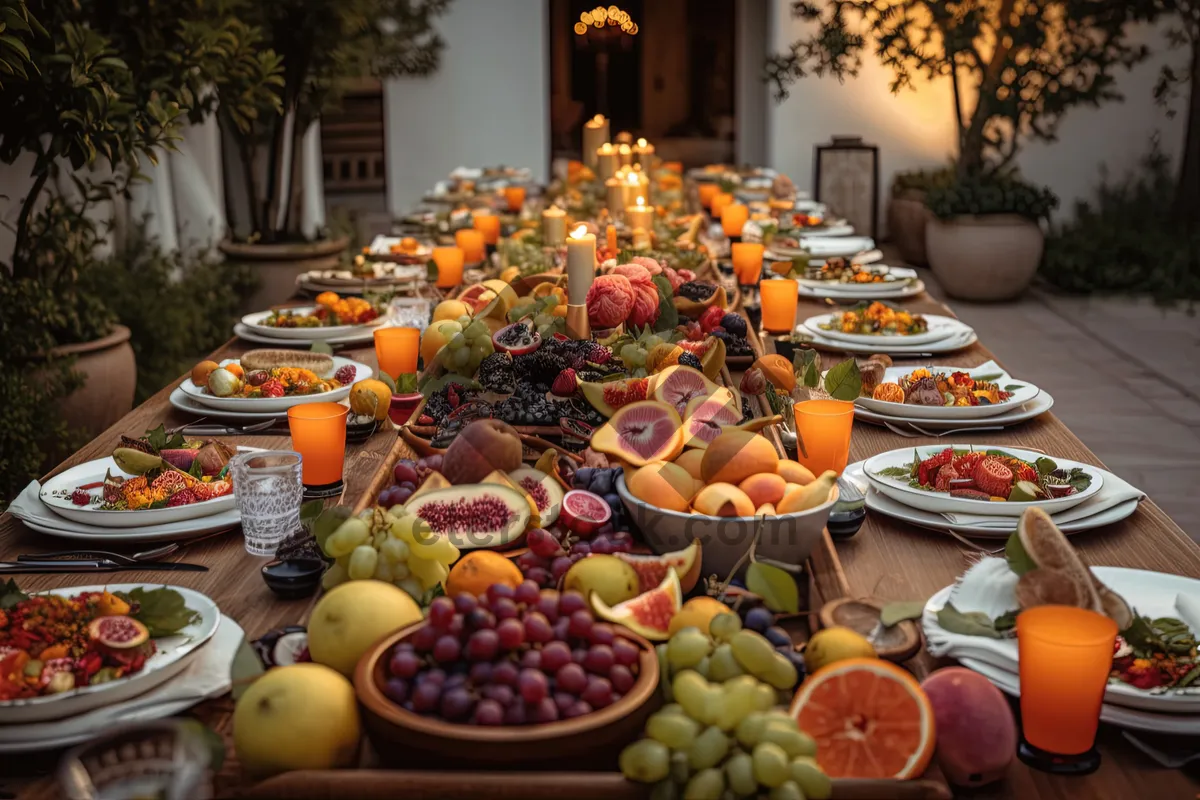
[574,5,637,37]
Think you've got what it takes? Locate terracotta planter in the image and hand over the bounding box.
[887,191,933,266]
[926,215,1044,302]
[220,237,349,310]
[48,325,137,439]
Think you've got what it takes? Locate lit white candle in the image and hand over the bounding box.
[595,143,618,182]
[542,206,566,246]
[626,196,653,231]
[633,137,655,169]
[566,224,596,305]
[617,143,633,167]
[582,115,609,169]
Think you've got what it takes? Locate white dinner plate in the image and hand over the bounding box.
[0,584,220,724]
[863,444,1103,517]
[768,235,875,259]
[179,356,371,412]
[923,567,1200,713]
[845,461,1136,539]
[38,453,246,528]
[805,312,966,347]
[798,279,926,301]
[854,389,1055,431]
[798,323,977,356]
[239,306,386,341]
[856,362,1040,420]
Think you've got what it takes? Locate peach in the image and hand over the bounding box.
[692,483,755,517]
[738,473,787,509]
[701,430,779,486]
[777,459,816,486]
[673,449,705,481]
[627,462,696,512]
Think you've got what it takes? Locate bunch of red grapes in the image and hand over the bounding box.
[378,455,443,507]
[383,584,640,725]
[516,523,634,589]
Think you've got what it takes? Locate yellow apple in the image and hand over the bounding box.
[306,580,423,677]
[233,663,360,778]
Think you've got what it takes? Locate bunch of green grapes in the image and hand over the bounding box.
[617,615,831,799]
[442,315,495,375]
[321,506,460,600]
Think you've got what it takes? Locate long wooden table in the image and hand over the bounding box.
[2,289,1198,798]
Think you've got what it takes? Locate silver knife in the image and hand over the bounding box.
[0,560,208,573]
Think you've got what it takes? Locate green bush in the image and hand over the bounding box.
[925,172,1058,221]
[1040,148,1200,307]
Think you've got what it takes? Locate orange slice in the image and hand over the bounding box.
[789,657,935,779]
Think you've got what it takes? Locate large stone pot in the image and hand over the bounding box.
[49,325,137,439]
[926,215,1044,302]
[886,190,933,266]
[220,237,349,310]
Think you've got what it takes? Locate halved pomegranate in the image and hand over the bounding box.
[491,322,541,356]
[559,489,612,535]
[88,615,150,650]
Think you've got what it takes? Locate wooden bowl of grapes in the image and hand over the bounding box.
[354,588,661,770]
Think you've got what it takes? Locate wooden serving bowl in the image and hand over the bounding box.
[354,621,661,770]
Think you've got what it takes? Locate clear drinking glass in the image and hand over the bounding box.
[229,451,303,556]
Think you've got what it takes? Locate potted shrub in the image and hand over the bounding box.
[215,0,451,308]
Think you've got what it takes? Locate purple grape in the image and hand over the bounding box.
[536,591,561,621]
[428,596,455,630]
[531,697,559,723]
[589,623,616,646]
[521,649,542,670]
[492,597,519,621]
[433,635,461,663]
[440,687,474,721]
[527,527,565,558]
[383,677,409,705]
[497,618,525,649]
[518,668,549,703]
[550,556,573,582]
[411,680,442,712]
[564,700,593,719]
[493,660,519,686]
[466,629,499,661]
[469,662,493,684]
[487,583,515,603]
[540,641,572,673]
[411,625,437,652]
[612,639,639,667]
[523,611,553,644]
[555,663,587,694]
[514,580,540,606]
[559,592,588,616]
[583,644,614,675]
[609,664,634,693]
[454,594,478,615]
[567,610,594,639]
[582,676,613,709]
[503,702,528,725]
[474,698,504,725]
[568,541,591,557]
[525,567,552,586]
[467,608,496,630]
[482,684,515,706]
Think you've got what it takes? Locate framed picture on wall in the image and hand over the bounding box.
[813,137,879,238]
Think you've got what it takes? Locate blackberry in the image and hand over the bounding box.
[677,281,717,302]
[513,349,566,385]
[478,352,515,393]
[720,313,748,337]
[677,352,703,370]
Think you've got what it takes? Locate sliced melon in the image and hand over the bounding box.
[590,570,682,641]
[614,539,702,594]
[406,484,531,550]
[508,466,564,526]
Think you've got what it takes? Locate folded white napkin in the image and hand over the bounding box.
[941,469,1145,528]
[0,615,242,744]
[7,480,240,536]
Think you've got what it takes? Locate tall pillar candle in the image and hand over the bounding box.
[595,143,618,182]
[542,206,566,246]
[582,115,609,169]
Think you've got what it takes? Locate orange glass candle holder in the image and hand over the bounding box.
[288,402,349,492]
[792,399,854,476]
[1017,605,1117,772]
[759,278,798,334]
[472,213,500,245]
[432,246,465,289]
[374,327,419,380]
[721,203,749,238]
[731,242,764,285]
[455,228,486,264]
[710,192,734,221]
[503,186,526,213]
[698,183,719,209]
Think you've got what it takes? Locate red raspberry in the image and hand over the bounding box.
[933,464,960,491]
[972,458,1014,497]
[699,305,725,333]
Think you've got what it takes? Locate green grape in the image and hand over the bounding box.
[708,643,745,682]
[453,346,471,368]
[348,545,378,580]
[752,742,791,788]
[619,739,671,783]
[682,767,724,800]
[668,629,711,669]
[768,780,804,800]
[669,749,691,784]
[465,320,488,339]
[687,725,730,770]
[724,751,757,797]
[449,332,467,349]
[647,710,701,749]
[324,517,370,557]
[321,562,347,589]
[760,720,815,758]
[396,575,423,599]
[648,780,679,800]
[735,711,767,749]
[790,757,832,800]
[709,613,742,642]
[762,653,799,690]
[730,631,777,677]
[673,672,711,721]
[380,537,410,564]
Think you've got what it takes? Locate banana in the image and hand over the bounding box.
[112,447,166,476]
[777,470,838,514]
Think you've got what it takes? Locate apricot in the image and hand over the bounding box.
[777,459,816,486]
[692,483,755,517]
[673,449,706,482]
[627,462,696,512]
[738,473,787,509]
[701,430,779,486]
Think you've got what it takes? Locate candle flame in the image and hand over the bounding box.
[571,225,588,239]
[637,137,647,147]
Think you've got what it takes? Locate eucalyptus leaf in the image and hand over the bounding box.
[229,635,266,701]
[822,358,862,401]
[746,561,800,614]
[1005,532,1038,576]
[879,601,926,628]
[310,340,334,356]
[937,603,1003,639]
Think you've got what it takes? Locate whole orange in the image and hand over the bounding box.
[445,551,523,598]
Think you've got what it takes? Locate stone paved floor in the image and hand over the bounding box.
[919,273,1200,541]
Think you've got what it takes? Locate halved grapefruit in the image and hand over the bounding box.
[591,570,682,641]
[789,657,935,780]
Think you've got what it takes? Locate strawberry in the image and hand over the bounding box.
[699,305,725,333]
[972,458,1014,497]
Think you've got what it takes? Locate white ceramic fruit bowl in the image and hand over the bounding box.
[616,476,839,577]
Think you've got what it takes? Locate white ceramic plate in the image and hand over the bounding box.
[798,279,926,301]
[179,356,371,412]
[39,453,246,528]
[768,235,875,259]
[0,584,219,724]
[923,567,1200,713]
[856,363,1040,420]
[863,444,1103,517]
[805,312,965,347]
[845,461,1136,539]
[239,306,386,341]
[854,390,1054,431]
[797,266,918,292]
[798,324,977,356]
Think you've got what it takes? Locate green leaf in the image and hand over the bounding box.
[0,579,28,610]
[122,587,201,637]
[396,372,419,393]
[879,600,925,628]
[229,634,266,702]
[1034,457,1058,475]
[822,358,862,401]
[936,603,1004,639]
[377,371,397,393]
[1004,532,1038,576]
[310,340,334,356]
[746,561,800,614]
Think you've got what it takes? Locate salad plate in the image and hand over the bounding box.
[863,444,1103,516]
[805,311,960,347]
[857,362,1040,419]
[179,355,371,413]
[0,583,219,724]
[853,389,1054,430]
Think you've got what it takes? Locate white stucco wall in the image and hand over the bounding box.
[383,0,550,215]
[764,0,1186,228]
